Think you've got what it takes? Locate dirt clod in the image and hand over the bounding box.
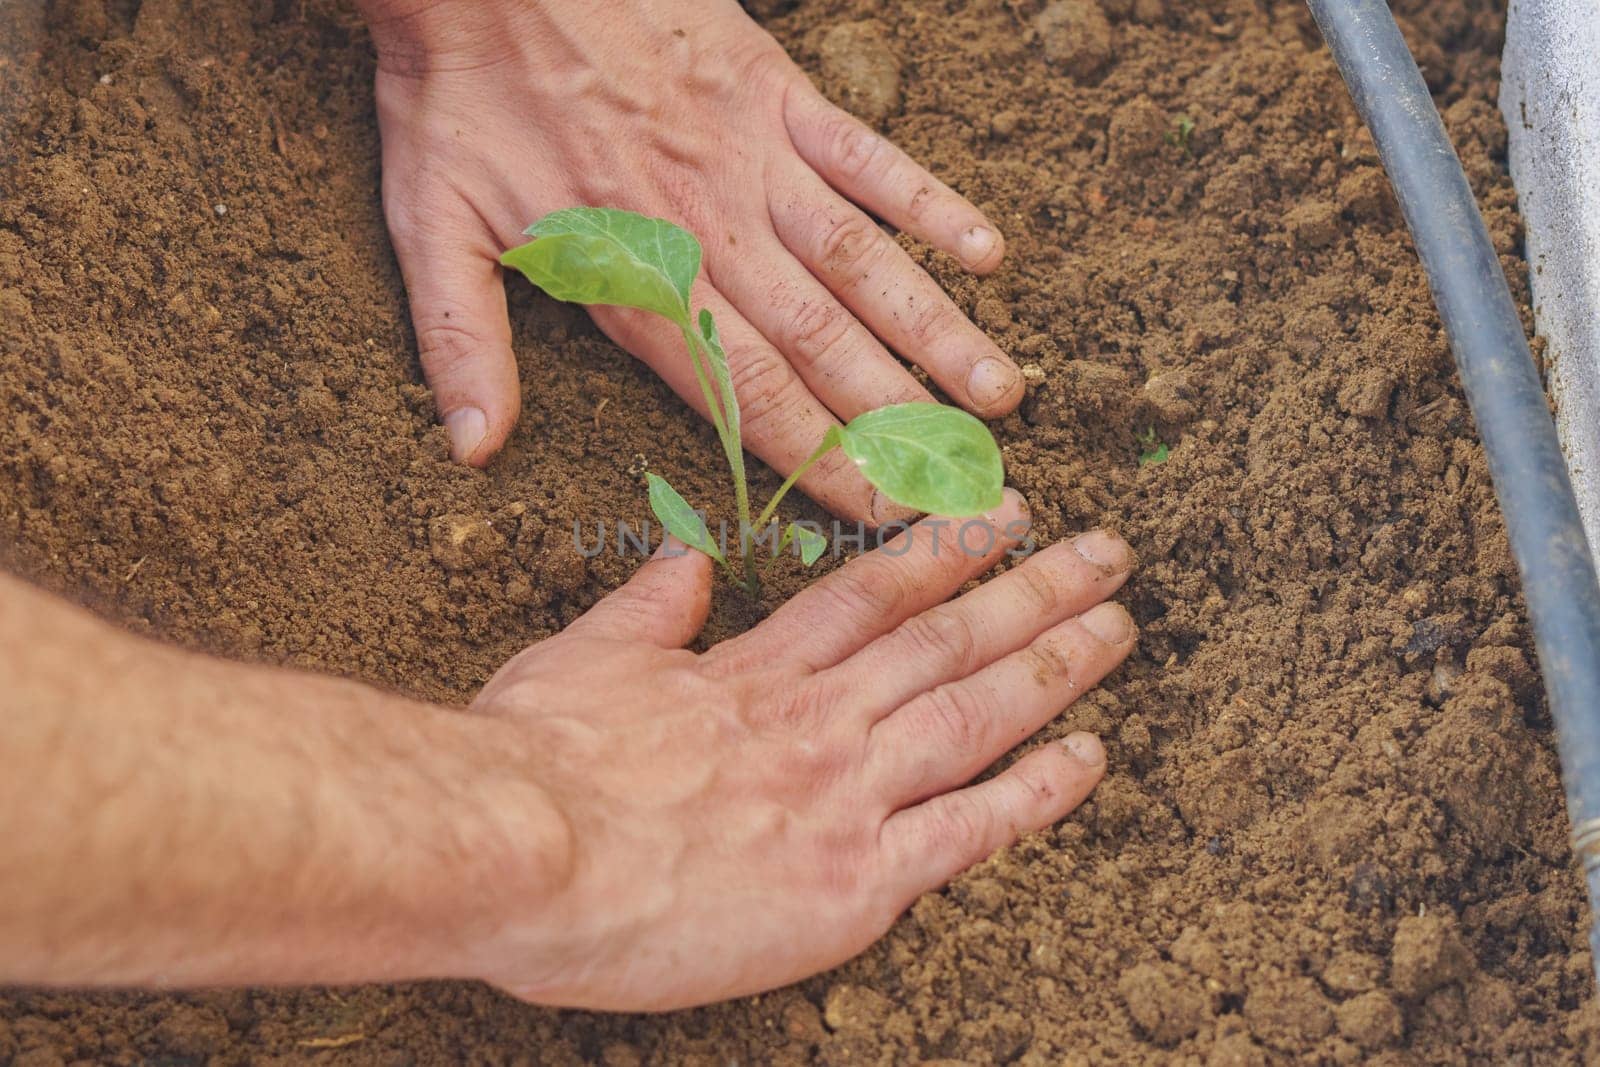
[1391,913,1474,998]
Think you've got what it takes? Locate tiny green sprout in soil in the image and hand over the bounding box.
[1166,113,1196,153]
[1137,426,1170,466]
[500,207,1005,597]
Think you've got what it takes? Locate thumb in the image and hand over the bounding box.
[393,224,522,466]
[561,537,714,649]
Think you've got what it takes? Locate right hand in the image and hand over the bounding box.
[462,492,1136,1010]
[365,0,1022,523]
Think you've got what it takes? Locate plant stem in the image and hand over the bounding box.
[681,325,759,596]
[753,435,840,532]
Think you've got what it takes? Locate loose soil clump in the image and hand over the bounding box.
[2,0,1596,1063]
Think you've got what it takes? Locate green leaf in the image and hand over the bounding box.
[500,207,701,325]
[645,473,723,562]
[698,308,740,441]
[786,522,828,566]
[837,403,1004,516]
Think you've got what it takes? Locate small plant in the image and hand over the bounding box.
[1137,426,1170,466]
[1165,113,1196,153]
[501,208,1005,596]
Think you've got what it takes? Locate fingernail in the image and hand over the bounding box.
[1063,731,1106,768]
[444,406,488,463]
[985,486,1029,525]
[958,225,998,268]
[1079,602,1135,646]
[1072,529,1133,574]
[966,357,1021,410]
[870,489,921,528]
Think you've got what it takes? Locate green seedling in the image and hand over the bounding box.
[1137,426,1170,466]
[501,207,1005,596]
[1166,113,1196,153]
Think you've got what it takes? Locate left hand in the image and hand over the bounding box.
[360,0,1023,523]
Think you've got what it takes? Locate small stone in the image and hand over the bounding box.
[429,514,506,571]
[1034,0,1114,80]
[823,984,892,1032]
[817,21,902,126]
[212,203,228,216]
[991,109,1022,138]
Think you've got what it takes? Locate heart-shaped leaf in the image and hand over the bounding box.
[501,208,701,325]
[837,403,1004,516]
[784,522,828,565]
[646,473,723,562]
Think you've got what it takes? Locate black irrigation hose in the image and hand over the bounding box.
[1304,0,1600,971]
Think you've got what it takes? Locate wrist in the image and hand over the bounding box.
[402,711,576,984]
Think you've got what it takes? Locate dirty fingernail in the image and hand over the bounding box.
[444,406,488,463]
[1073,529,1133,573]
[1079,602,1135,646]
[966,357,1021,410]
[1063,731,1106,768]
[958,225,999,268]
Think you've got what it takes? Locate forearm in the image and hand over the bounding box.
[0,573,564,989]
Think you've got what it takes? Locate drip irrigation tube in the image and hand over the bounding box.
[1303,0,1600,976]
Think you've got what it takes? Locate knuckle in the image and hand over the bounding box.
[776,295,853,371]
[1024,636,1076,682]
[829,118,887,181]
[817,212,887,280]
[415,321,490,380]
[729,349,799,423]
[900,608,979,673]
[1012,562,1064,617]
[905,183,946,224]
[933,793,990,854]
[824,558,914,617]
[905,297,957,344]
[777,732,850,788]
[920,683,988,756]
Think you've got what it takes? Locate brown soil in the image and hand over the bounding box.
[2,0,1595,1063]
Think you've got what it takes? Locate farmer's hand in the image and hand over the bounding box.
[0,496,1134,1000]
[358,0,1021,523]
[465,493,1136,1009]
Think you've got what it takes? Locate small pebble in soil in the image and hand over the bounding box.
[1033,0,1114,81]
[816,20,902,126]
[212,203,227,216]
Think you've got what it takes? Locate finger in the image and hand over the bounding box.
[558,536,712,648]
[867,602,1135,807]
[708,489,1031,674]
[784,90,1006,275]
[591,282,885,524]
[878,733,1106,907]
[770,169,1024,418]
[706,232,933,422]
[387,205,522,466]
[832,531,1135,719]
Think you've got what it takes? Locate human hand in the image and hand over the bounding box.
[462,493,1136,1010]
[361,0,1022,522]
